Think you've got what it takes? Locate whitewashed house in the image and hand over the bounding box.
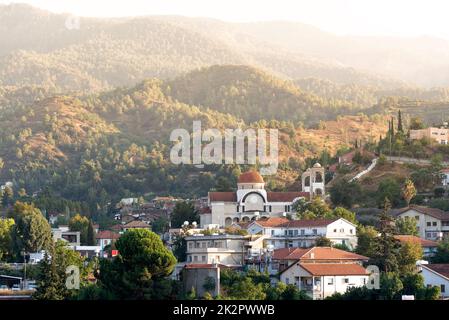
[275,247,370,299]
[420,264,449,298]
[280,263,369,299]
[395,206,449,240]
[246,217,358,249]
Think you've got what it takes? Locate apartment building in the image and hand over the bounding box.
[395,206,449,240]
[185,234,265,267]
[245,217,358,249]
[410,127,449,144]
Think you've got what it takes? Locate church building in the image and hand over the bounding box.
[200,165,325,228]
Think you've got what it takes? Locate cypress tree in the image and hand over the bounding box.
[398,110,403,133]
[87,221,96,246]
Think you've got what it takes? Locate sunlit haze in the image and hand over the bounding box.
[2,0,449,38]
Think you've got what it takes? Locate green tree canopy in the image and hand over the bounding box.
[96,229,177,299]
[170,201,199,228]
[10,202,52,254]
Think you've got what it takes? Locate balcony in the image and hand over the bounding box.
[187,247,236,253]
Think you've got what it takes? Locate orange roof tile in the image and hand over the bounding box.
[396,205,449,221]
[238,171,264,183]
[124,220,150,228]
[96,230,121,240]
[267,192,309,201]
[423,264,449,279]
[209,192,237,202]
[253,217,338,228]
[394,235,438,248]
[273,247,369,261]
[299,263,368,276]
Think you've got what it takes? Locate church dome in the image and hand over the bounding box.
[238,171,264,184]
[313,163,322,168]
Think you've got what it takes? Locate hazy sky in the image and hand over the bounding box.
[2,0,449,38]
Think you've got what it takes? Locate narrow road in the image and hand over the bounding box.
[350,158,378,182]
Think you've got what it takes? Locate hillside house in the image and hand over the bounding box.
[395,206,449,240]
[420,264,449,298]
[245,217,358,249]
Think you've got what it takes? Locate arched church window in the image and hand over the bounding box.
[304,176,311,186]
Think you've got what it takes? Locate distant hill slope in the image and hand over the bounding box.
[166,65,360,123]
[0,77,388,208]
[0,4,404,92]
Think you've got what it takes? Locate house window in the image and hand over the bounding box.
[288,230,293,236]
[427,222,431,227]
[350,229,353,234]
[188,242,193,249]
[312,229,317,235]
[433,222,437,226]
[195,242,200,248]
[340,228,344,233]
[441,285,446,293]
[201,256,206,262]
[327,278,334,285]
[193,256,198,262]
[294,230,298,236]
[285,278,290,284]
[288,241,293,248]
[271,230,275,236]
[342,278,349,284]
[362,278,367,285]
[188,256,192,262]
[269,205,272,212]
[415,216,420,220]
[301,229,305,235]
[333,229,337,233]
[237,205,240,213]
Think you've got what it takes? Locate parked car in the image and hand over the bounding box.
[0,285,9,291]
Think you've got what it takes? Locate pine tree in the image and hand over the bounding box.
[33,249,66,300]
[370,198,400,273]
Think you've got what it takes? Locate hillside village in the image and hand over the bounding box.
[3,3,449,304]
[2,114,449,300]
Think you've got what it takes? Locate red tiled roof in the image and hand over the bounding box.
[238,171,264,183]
[285,219,338,228]
[110,224,123,231]
[209,192,237,202]
[254,217,290,227]
[209,191,308,203]
[299,263,368,276]
[273,248,310,260]
[96,230,120,240]
[394,235,438,248]
[396,205,449,221]
[199,207,211,214]
[253,217,338,228]
[273,247,369,261]
[267,192,309,202]
[124,220,150,228]
[423,264,449,279]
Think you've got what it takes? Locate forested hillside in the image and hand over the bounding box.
[0,4,403,93]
